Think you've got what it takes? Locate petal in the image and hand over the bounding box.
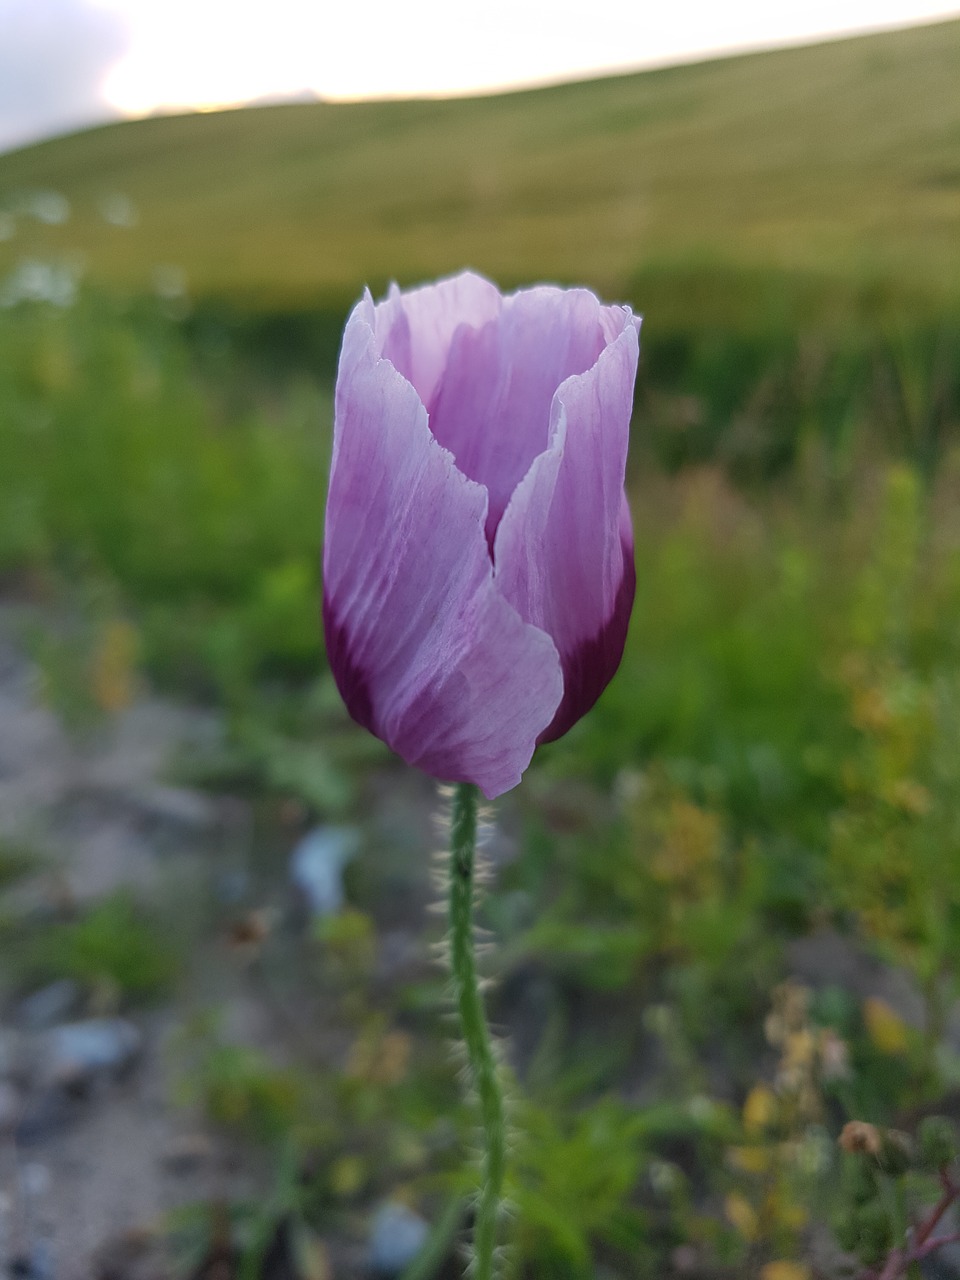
[493,307,640,742]
[372,271,502,408]
[427,286,609,539]
[323,295,563,799]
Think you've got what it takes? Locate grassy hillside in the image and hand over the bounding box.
[0,18,958,315]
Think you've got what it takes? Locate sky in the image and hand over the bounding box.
[1,0,959,152]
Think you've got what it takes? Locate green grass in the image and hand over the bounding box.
[0,19,958,313]
[9,892,180,1002]
[0,295,331,696]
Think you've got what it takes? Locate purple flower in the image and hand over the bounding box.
[322,271,640,799]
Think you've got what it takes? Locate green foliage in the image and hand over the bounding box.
[20,892,179,1000]
[917,1116,960,1171]
[509,1099,653,1276]
[194,1045,306,1143]
[0,296,329,696]
[833,1121,960,1273]
[0,839,39,892]
[824,465,960,1073]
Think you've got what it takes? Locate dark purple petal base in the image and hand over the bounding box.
[537,534,636,744]
[322,593,375,736]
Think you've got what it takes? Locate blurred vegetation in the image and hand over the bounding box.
[0,19,958,307]
[10,890,181,1002]
[2,19,960,1278]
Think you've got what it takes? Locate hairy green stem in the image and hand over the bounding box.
[449,782,506,1279]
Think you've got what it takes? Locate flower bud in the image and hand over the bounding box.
[323,272,640,798]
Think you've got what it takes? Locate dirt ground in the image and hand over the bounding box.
[0,601,275,1275]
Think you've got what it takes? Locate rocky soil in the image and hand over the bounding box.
[0,602,273,1276]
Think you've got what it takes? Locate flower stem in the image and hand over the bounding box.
[448,782,506,1279]
[865,1168,960,1279]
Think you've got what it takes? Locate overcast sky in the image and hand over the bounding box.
[1,0,958,153]
[0,0,127,151]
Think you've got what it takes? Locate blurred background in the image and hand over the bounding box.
[2,2,960,1276]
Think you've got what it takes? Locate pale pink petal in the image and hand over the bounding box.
[323,294,563,798]
[493,307,640,742]
[427,285,608,539]
[372,272,502,408]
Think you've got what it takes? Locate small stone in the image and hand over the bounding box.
[0,1026,27,1080]
[14,1086,73,1145]
[368,1200,429,1276]
[130,783,216,832]
[39,1017,142,1089]
[92,1226,161,1280]
[7,1245,54,1280]
[161,1132,214,1174]
[290,826,361,918]
[0,1079,22,1132]
[20,1162,51,1198]
[374,931,425,986]
[671,1245,700,1274]
[215,868,250,906]
[17,979,80,1030]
